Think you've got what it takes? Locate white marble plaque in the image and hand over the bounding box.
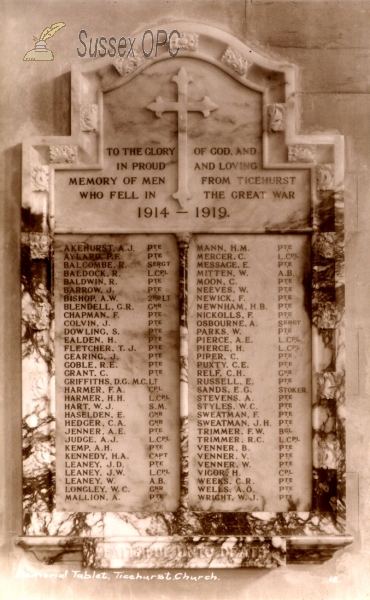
[188,234,312,511]
[55,234,180,511]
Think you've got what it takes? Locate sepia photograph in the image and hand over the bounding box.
[0,1,369,598]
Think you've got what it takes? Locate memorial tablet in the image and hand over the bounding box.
[19,22,352,568]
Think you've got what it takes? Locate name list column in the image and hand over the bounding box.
[55,234,180,512]
[188,234,312,512]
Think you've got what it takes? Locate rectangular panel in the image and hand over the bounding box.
[55,234,180,512]
[188,234,312,512]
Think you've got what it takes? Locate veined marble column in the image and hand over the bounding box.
[176,233,192,506]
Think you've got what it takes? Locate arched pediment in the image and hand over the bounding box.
[24,21,343,231]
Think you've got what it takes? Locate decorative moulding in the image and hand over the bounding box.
[80,104,99,133]
[317,164,335,191]
[28,232,51,259]
[49,144,78,164]
[221,46,253,77]
[114,55,145,77]
[31,165,49,192]
[288,145,316,164]
[267,103,286,132]
[170,32,199,52]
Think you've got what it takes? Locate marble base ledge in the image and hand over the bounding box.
[17,537,83,565]
[287,535,353,565]
[17,535,353,568]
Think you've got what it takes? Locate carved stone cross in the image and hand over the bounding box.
[147,67,218,209]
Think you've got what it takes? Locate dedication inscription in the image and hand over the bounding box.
[55,61,311,234]
[19,22,352,568]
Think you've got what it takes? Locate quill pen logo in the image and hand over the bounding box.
[24,22,66,61]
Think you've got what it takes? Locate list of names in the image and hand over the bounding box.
[188,234,312,512]
[55,234,180,512]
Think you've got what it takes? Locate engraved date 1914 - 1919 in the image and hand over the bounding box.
[138,207,229,218]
